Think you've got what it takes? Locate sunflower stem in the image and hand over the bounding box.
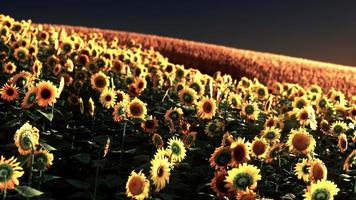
[3,177,7,200]
[118,120,128,181]
[93,151,101,200]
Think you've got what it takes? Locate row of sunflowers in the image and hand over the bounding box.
[0,14,355,199]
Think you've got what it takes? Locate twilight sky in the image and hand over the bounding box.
[1,0,355,66]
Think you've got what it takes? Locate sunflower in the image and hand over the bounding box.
[337,133,348,153]
[197,97,217,119]
[330,121,348,136]
[13,47,29,62]
[141,118,158,133]
[31,150,54,171]
[287,128,316,155]
[167,137,186,163]
[295,106,317,130]
[228,92,242,109]
[294,158,311,182]
[8,71,33,88]
[264,116,282,129]
[221,132,234,147]
[225,163,261,192]
[254,83,269,100]
[209,146,232,169]
[154,148,171,160]
[0,156,24,190]
[309,159,327,183]
[90,71,109,92]
[150,156,171,192]
[210,170,230,198]
[126,170,150,200]
[13,122,40,155]
[343,150,356,171]
[236,189,257,200]
[240,102,260,120]
[21,86,36,109]
[32,60,42,77]
[0,83,19,102]
[164,107,184,122]
[99,88,116,109]
[135,77,147,92]
[3,62,16,74]
[251,137,268,159]
[152,134,164,149]
[35,80,58,107]
[315,95,330,113]
[292,96,309,109]
[178,87,198,106]
[230,137,251,167]
[329,89,346,106]
[303,180,339,200]
[116,90,130,104]
[126,97,147,119]
[189,79,204,96]
[260,126,281,144]
[182,131,197,148]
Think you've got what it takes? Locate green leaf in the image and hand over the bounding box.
[15,186,43,197]
[37,109,54,121]
[40,141,57,151]
[66,179,90,189]
[73,153,91,164]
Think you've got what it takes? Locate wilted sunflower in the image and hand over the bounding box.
[240,102,260,120]
[99,88,116,109]
[337,133,348,153]
[3,62,16,74]
[126,97,147,119]
[14,122,40,155]
[309,159,327,183]
[167,137,186,163]
[230,137,251,167]
[343,150,356,171]
[236,189,257,200]
[112,102,125,122]
[287,128,316,155]
[0,156,24,190]
[35,80,58,107]
[164,107,183,122]
[260,126,281,144]
[0,83,19,102]
[303,180,339,200]
[225,163,261,192]
[182,131,196,148]
[197,97,217,119]
[21,86,36,109]
[330,121,348,136]
[250,137,269,159]
[178,87,198,106]
[90,71,109,92]
[152,134,164,149]
[150,156,171,192]
[210,170,230,198]
[294,158,311,182]
[141,118,158,133]
[209,146,232,169]
[125,170,150,200]
[265,143,284,163]
[31,150,54,171]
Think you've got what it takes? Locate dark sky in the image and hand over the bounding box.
[1,0,356,66]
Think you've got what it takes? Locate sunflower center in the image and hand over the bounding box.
[319,99,326,108]
[253,141,266,155]
[6,88,14,96]
[351,109,356,117]
[311,164,325,182]
[27,92,36,104]
[245,105,254,115]
[190,83,201,94]
[312,188,330,200]
[266,132,276,140]
[20,133,33,150]
[340,138,347,149]
[157,166,164,177]
[183,93,193,103]
[232,145,246,163]
[34,153,48,171]
[40,88,52,99]
[300,111,309,120]
[216,173,229,194]
[94,77,106,88]
[17,51,25,59]
[0,164,13,182]
[137,81,144,89]
[333,125,343,134]
[105,95,112,102]
[171,143,181,155]
[233,173,253,190]
[302,165,309,174]
[258,88,265,96]
[145,120,154,129]
[203,101,213,113]
[296,101,305,109]
[215,150,231,166]
[169,111,179,120]
[17,77,27,87]
[130,104,142,116]
[292,133,310,151]
[128,176,144,195]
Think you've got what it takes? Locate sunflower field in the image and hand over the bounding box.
[0,14,355,200]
